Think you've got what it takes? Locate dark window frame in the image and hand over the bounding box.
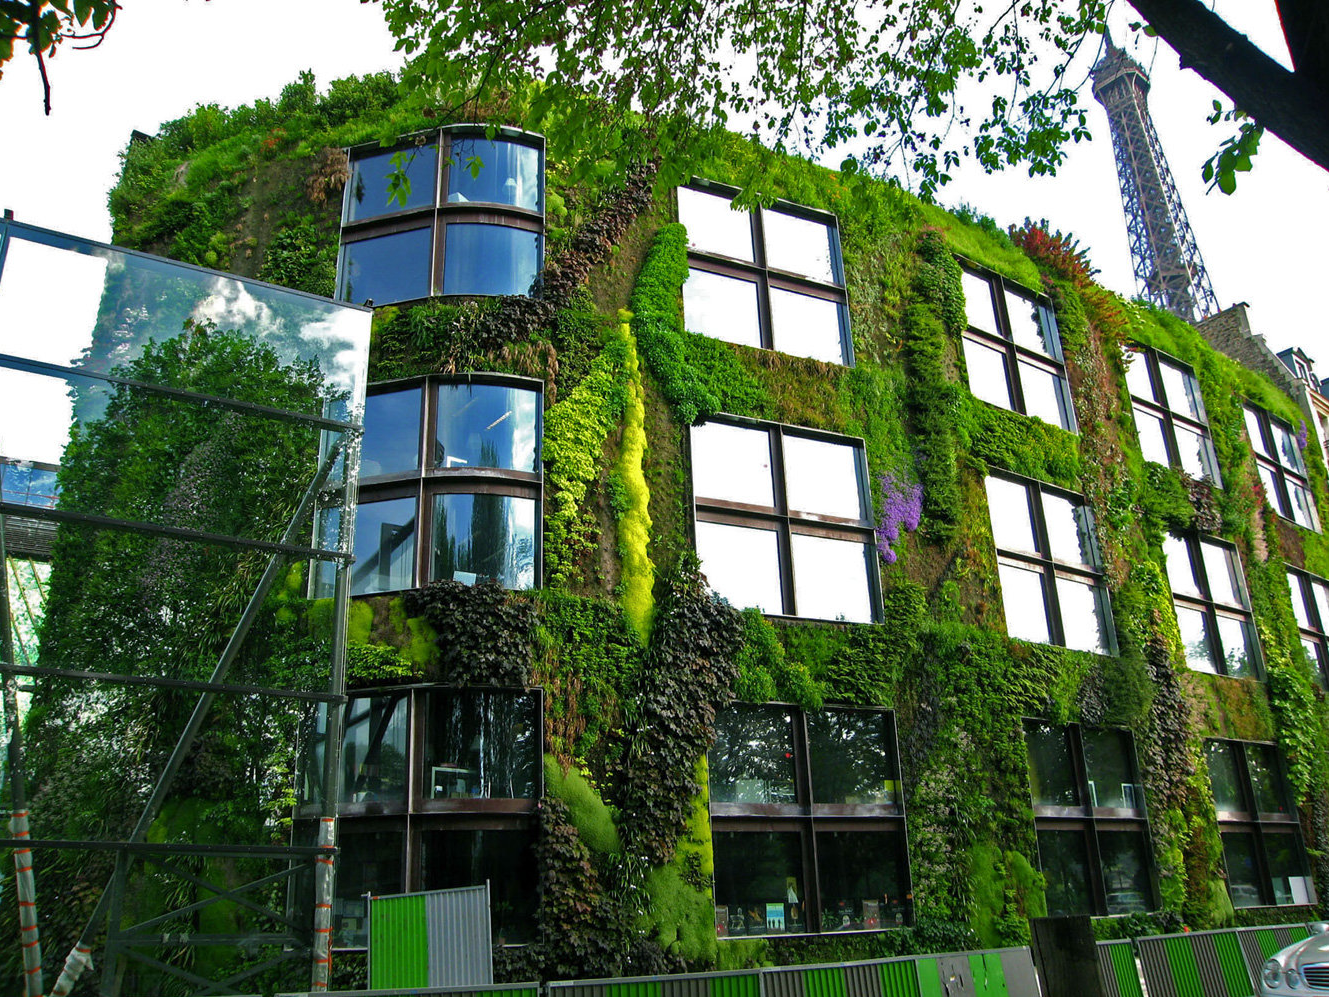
[337,125,546,305]
[1243,402,1321,532]
[1288,566,1329,686]
[959,261,1077,432]
[1124,344,1223,484]
[1162,532,1262,679]
[689,415,883,623]
[709,702,912,936]
[679,180,855,366]
[986,471,1116,655]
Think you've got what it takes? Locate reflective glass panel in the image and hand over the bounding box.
[782,435,863,520]
[434,382,539,472]
[1082,729,1140,810]
[808,710,898,806]
[712,832,806,935]
[963,336,1013,410]
[345,145,438,222]
[1201,541,1246,607]
[1221,832,1263,908]
[1206,742,1245,812]
[1057,575,1109,654]
[430,492,537,589]
[1004,289,1053,358]
[763,210,836,283]
[1039,829,1092,915]
[1290,482,1318,530]
[691,423,774,506]
[421,828,538,943]
[423,689,539,799]
[1100,832,1153,914]
[342,692,409,804]
[447,137,541,211]
[985,477,1037,554]
[1289,573,1312,629]
[1162,536,1201,598]
[351,496,417,595]
[1175,603,1215,673]
[1214,615,1256,678]
[1246,745,1289,815]
[0,461,58,507]
[1312,579,1329,628]
[441,224,540,296]
[1043,492,1094,566]
[1019,360,1070,429]
[999,562,1050,643]
[962,271,999,335]
[1159,361,1203,420]
[815,832,909,930]
[710,707,796,804]
[361,387,422,477]
[1257,464,1282,512]
[1274,420,1305,473]
[769,288,846,364]
[1026,722,1080,807]
[1175,423,1213,480]
[677,187,754,261]
[790,534,873,623]
[683,268,762,348]
[340,228,433,305]
[1245,407,1270,457]
[695,521,782,613]
[1267,834,1315,905]
[335,831,404,947]
[1124,352,1157,402]
[1134,406,1172,466]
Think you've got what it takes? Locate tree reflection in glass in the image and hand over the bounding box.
[808,710,899,807]
[709,706,796,804]
[1026,722,1080,807]
[434,383,539,471]
[424,689,538,800]
[341,692,409,804]
[431,492,536,589]
[1038,829,1092,915]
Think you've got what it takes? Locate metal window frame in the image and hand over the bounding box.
[1244,402,1321,532]
[1165,532,1263,679]
[1125,344,1223,485]
[1287,566,1329,685]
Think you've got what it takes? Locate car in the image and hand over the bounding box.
[1259,923,1329,994]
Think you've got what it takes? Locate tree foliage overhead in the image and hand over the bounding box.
[0,0,118,112]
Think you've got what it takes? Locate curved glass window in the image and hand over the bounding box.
[448,137,541,211]
[339,228,433,307]
[345,145,439,223]
[361,387,423,477]
[431,492,537,589]
[442,224,541,297]
[434,382,540,472]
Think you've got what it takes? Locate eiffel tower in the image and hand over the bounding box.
[1091,36,1220,322]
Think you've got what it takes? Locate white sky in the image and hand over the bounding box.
[0,0,1325,369]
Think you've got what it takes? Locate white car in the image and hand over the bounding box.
[1260,923,1329,994]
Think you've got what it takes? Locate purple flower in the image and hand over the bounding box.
[875,474,923,564]
[1297,420,1309,451]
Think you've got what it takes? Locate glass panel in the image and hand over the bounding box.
[1043,492,1094,566]
[345,145,438,222]
[1214,614,1256,678]
[677,187,754,261]
[808,710,898,806]
[962,271,999,335]
[1257,463,1284,515]
[1004,289,1053,358]
[334,831,404,947]
[1124,351,1157,402]
[763,210,836,283]
[340,228,433,305]
[769,288,846,364]
[1201,541,1246,607]
[423,689,539,799]
[998,562,1050,643]
[0,460,59,507]
[1175,603,1216,673]
[361,387,422,477]
[1206,742,1245,812]
[1056,575,1110,655]
[1159,360,1203,420]
[712,831,806,935]
[1038,829,1092,915]
[421,828,538,944]
[1274,420,1305,473]
[782,435,864,520]
[962,336,1013,410]
[1290,482,1318,530]
[1162,536,1201,598]
[1100,831,1153,914]
[434,382,540,472]
[815,831,910,929]
[1245,407,1271,457]
[1019,360,1070,429]
[1312,579,1329,631]
[985,477,1036,554]
[1026,722,1081,807]
[430,492,537,589]
[441,224,540,296]
[1289,573,1312,629]
[1267,834,1315,905]
[447,137,541,211]
[691,423,774,506]
[695,521,782,613]
[1082,729,1141,810]
[682,268,762,348]
[1246,744,1290,815]
[342,692,409,804]
[1175,423,1216,481]
[1221,831,1263,908]
[350,496,416,595]
[709,706,796,804]
[790,533,873,623]
[1133,406,1172,466]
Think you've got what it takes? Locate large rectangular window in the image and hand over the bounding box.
[961,266,1076,432]
[1288,567,1329,685]
[710,705,910,935]
[985,474,1114,654]
[1124,346,1222,484]
[1161,534,1260,678]
[1206,740,1315,908]
[679,183,853,366]
[691,419,880,622]
[1244,403,1320,531]
[1026,721,1155,916]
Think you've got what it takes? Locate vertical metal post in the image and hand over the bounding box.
[100,850,129,997]
[311,817,337,991]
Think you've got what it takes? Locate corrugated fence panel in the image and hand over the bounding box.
[1209,932,1254,997]
[368,892,429,990]
[1136,936,1179,997]
[876,959,920,997]
[663,976,709,997]
[425,884,494,987]
[1102,940,1145,997]
[842,960,882,997]
[912,959,941,997]
[1162,935,1204,997]
[801,965,846,997]
[711,972,762,997]
[608,981,664,997]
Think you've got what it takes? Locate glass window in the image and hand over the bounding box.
[350,496,417,596]
[339,228,433,306]
[1004,289,1052,357]
[985,476,1037,554]
[762,210,837,283]
[1162,534,1260,678]
[1288,568,1329,685]
[962,337,1014,411]
[441,224,540,297]
[434,382,540,472]
[335,831,405,948]
[361,387,423,477]
[710,706,797,804]
[998,563,1050,644]
[677,186,755,261]
[683,269,763,349]
[423,689,539,800]
[769,289,845,365]
[815,832,910,931]
[1026,722,1080,807]
[692,420,878,622]
[345,146,438,222]
[1125,348,1221,484]
[1039,829,1093,916]
[342,692,409,804]
[962,270,999,335]
[421,829,538,943]
[1083,728,1143,811]
[447,137,541,211]
[1245,403,1319,531]
[807,711,900,807]
[1100,832,1152,914]
[0,459,59,508]
[713,832,807,935]
[432,492,537,589]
